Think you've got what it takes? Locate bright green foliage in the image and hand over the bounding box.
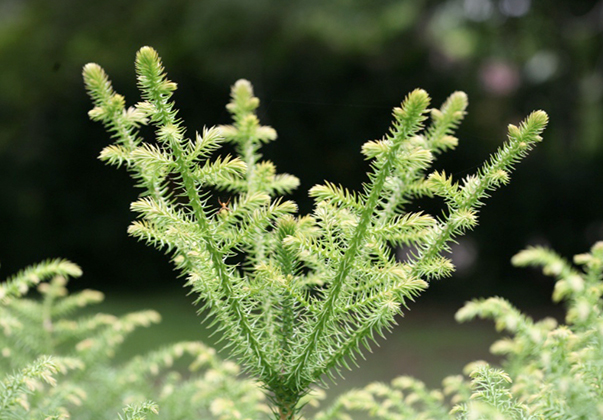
[0,259,159,370]
[456,241,603,419]
[118,402,159,420]
[83,46,546,418]
[314,376,449,420]
[0,259,82,300]
[15,242,603,420]
[0,260,267,420]
[312,362,535,420]
[318,242,603,420]
[450,365,533,420]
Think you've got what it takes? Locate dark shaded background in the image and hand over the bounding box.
[1,0,602,311]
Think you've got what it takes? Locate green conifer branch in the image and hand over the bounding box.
[512,246,587,305]
[408,111,548,280]
[0,260,82,301]
[314,376,450,420]
[84,63,145,159]
[84,47,548,418]
[290,89,431,388]
[424,91,467,153]
[75,310,161,363]
[217,82,301,372]
[53,313,117,342]
[455,297,537,336]
[85,47,281,381]
[117,401,159,420]
[0,356,57,414]
[48,290,104,320]
[375,91,468,224]
[451,364,533,420]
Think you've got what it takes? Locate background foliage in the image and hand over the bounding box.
[1,1,602,310]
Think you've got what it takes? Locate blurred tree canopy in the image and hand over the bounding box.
[1,0,602,307]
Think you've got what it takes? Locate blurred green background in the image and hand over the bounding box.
[1,0,602,390]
